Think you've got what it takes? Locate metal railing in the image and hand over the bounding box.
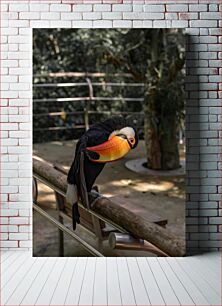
[33,72,145,134]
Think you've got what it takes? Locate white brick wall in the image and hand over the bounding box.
[1,0,221,254]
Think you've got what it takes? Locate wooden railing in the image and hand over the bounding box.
[33,157,186,257]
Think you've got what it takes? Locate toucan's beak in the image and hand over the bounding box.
[85,135,131,163]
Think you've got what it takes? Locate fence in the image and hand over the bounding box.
[33,72,145,141]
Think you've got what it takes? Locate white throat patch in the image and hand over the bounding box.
[119,127,135,138]
[108,127,135,139]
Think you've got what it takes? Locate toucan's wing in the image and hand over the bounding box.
[67,135,88,185]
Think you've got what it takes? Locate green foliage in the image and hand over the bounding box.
[33,29,185,143]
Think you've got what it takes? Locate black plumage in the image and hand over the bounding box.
[67,116,138,230]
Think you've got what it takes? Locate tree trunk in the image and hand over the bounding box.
[144,97,180,170]
[144,29,180,171]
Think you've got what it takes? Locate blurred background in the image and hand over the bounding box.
[33,29,186,257]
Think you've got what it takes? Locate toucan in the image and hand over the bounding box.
[66,116,138,230]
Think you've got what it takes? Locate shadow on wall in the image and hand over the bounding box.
[186,34,208,255]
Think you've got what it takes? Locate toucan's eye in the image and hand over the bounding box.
[129,138,135,145]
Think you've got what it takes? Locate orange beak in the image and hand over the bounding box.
[85,135,132,163]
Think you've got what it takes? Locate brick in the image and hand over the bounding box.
[2,60,18,68]
[208,44,221,52]
[209,60,221,67]
[165,13,177,20]
[19,44,31,52]
[29,4,49,12]
[9,99,29,107]
[199,52,217,60]
[208,92,218,99]
[200,12,221,19]
[8,146,30,154]
[1,209,18,216]
[94,4,111,12]
[210,233,221,240]
[19,28,31,36]
[189,4,207,11]
[0,217,8,225]
[83,12,101,20]
[19,226,30,233]
[200,162,217,170]
[8,52,29,60]
[166,5,188,12]
[1,241,18,247]
[72,20,93,28]
[9,68,31,75]
[19,210,30,217]
[1,169,19,178]
[9,233,29,240]
[61,12,82,20]
[9,20,29,28]
[73,5,92,12]
[2,4,8,11]
[20,12,40,19]
[199,210,218,217]
[1,225,18,233]
[9,115,29,123]
[142,20,153,28]
[2,123,18,131]
[179,13,198,20]
[9,4,28,11]
[18,156,31,164]
[153,20,171,28]
[9,217,29,225]
[190,20,217,28]
[133,20,143,28]
[93,20,113,28]
[199,36,217,44]
[113,4,132,11]
[199,29,209,36]
[199,225,218,233]
[143,5,165,12]
[40,12,60,20]
[191,233,209,240]
[9,155,19,162]
[209,4,219,11]
[210,28,221,35]
[50,21,72,28]
[2,28,18,36]
[8,44,18,51]
[10,130,29,138]
[209,194,221,201]
[50,4,71,12]
[113,20,132,28]
[30,20,50,28]
[19,241,31,248]
[133,5,142,12]
[1,138,18,146]
[199,241,220,248]
[102,12,122,19]
[123,12,164,19]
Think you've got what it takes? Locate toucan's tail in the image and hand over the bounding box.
[72,203,80,230]
[66,183,80,230]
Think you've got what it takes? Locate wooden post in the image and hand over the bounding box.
[33,157,185,257]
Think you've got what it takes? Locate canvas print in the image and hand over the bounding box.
[33,29,185,257]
